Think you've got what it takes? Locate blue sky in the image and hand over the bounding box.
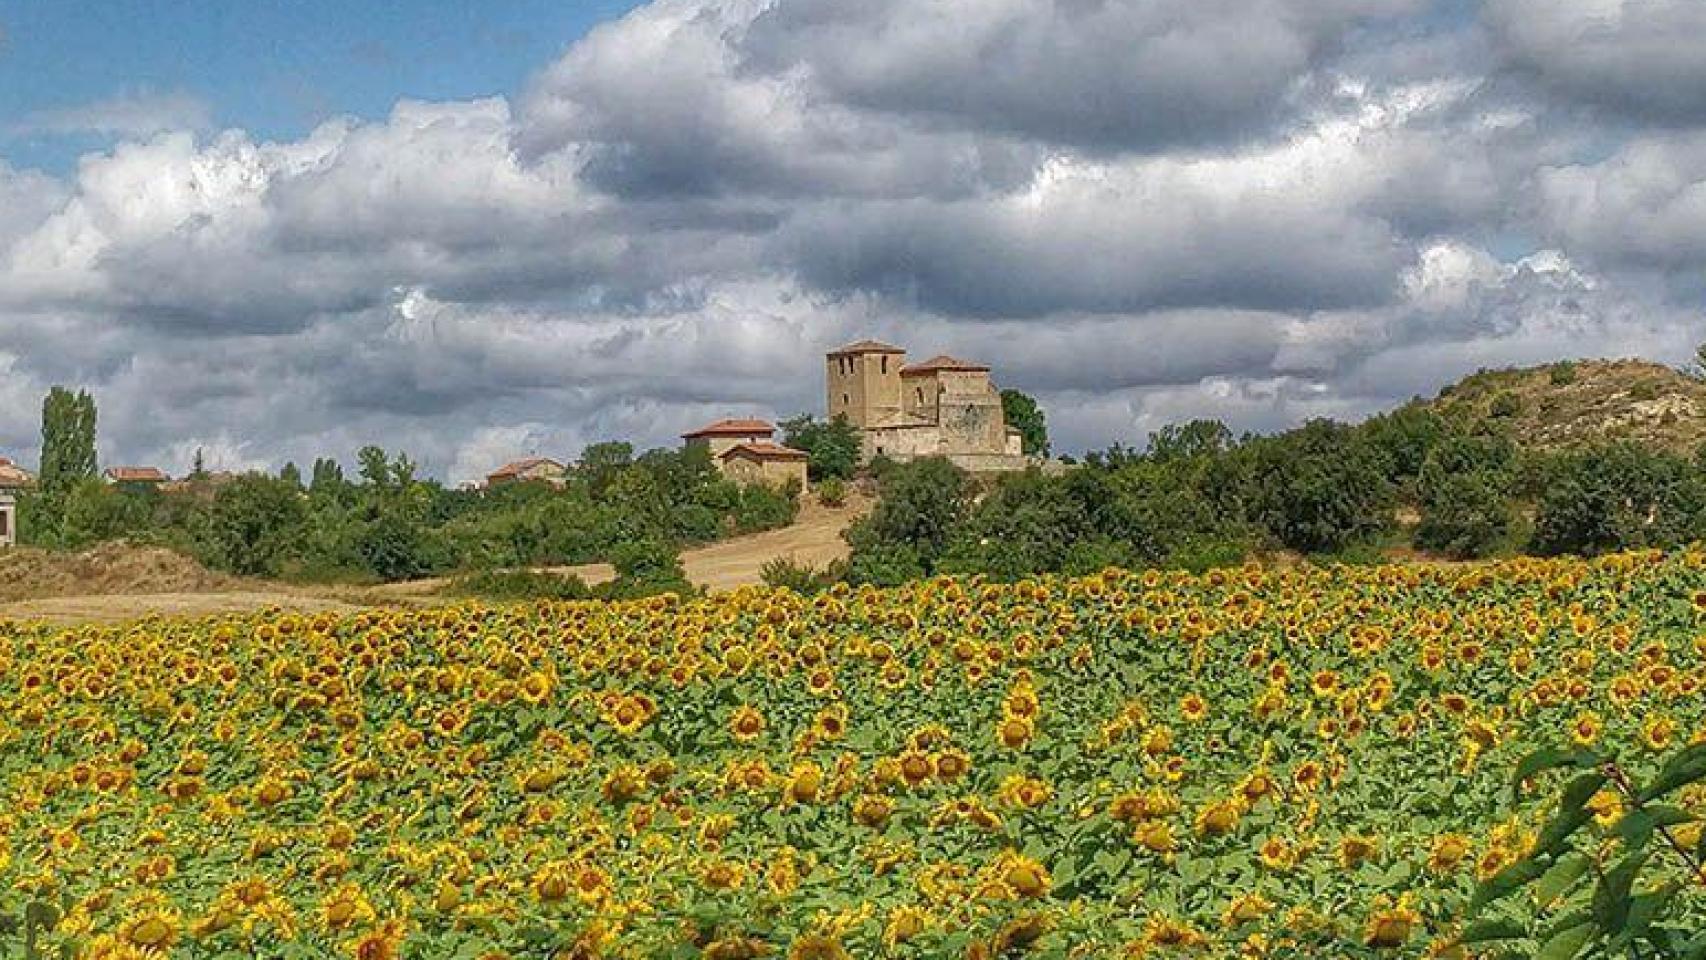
[0,0,643,172]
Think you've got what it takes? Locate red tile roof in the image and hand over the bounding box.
[0,458,33,489]
[720,442,809,462]
[682,418,776,439]
[901,354,991,375]
[487,457,565,480]
[827,339,906,356]
[105,467,169,483]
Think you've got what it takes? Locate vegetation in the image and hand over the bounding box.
[13,390,798,585]
[781,414,862,482]
[841,396,1706,585]
[1461,742,1706,957]
[441,569,594,602]
[1000,389,1049,457]
[6,551,1706,956]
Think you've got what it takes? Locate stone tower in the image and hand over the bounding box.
[825,340,906,428]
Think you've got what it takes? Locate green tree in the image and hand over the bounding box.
[1415,434,1517,559]
[310,457,346,498]
[1000,390,1049,457]
[39,387,98,499]
[604,537,694,599]
[1211,419,1394,555]
[210,474,308,576]
[1531,443,1706,556]
[846,456,971,579]
[279,462,303,490]
[1146,419,1232,464]
[781,414,862,481]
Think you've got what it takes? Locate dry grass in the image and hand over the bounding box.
[1427,358,1706,453]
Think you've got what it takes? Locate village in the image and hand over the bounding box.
[0,339,1035,550]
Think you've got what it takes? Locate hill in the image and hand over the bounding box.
[1424,358,1706,453]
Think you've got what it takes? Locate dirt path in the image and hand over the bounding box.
[0,494,869,626]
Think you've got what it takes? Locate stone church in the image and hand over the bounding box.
[826,340,1028,471]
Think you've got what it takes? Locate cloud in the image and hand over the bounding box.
[13,89,212,138]
[0,0,1703,476]
[1485,0,1706,125]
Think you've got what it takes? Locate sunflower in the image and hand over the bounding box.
[1362,896,1421,948]
[1000,851,1051,898]
[729,705,766,742]
[319,883,376,931]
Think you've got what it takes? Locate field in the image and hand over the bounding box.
[4,551,1706,959]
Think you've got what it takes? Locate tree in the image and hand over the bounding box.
[190,448,208,480]
[846,457,971,578]
[210,474,308,576]
[1415,434,1516,559]
[1146,419,1232,464]
[1000,390,1049,457]
[1212,419,1394,555]
[1531,443,1706,556]
[40,387,98,499]
[310,458,346,498]
[279,461,304,490]
[781,414,862,481]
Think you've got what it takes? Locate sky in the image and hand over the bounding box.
[1,0,1704,484]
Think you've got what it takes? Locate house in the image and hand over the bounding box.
[0,458,28,550]
[486,457,567,489]
[717,441,809,490]
[826,340,1027,471]
[104,466,169,487]
[681,418,779,459]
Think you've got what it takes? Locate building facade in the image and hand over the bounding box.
[682,418,780,459]
[683,419,811,487]
[0,458,31,549]
[718,442,809,490]
[826,340,1027,471]
[486,458,567,489]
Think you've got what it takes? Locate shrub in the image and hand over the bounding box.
[1211,420,1394,554]
[603,537,694,599]
[1415,434,1518,559]
[1549,361,1578,385]
[1630,381,1660,402]
[1530,443,1706,556]
[816,477,848,508]
[1488,391,1523,418]
[445,569,592,602]
[759,557,844,594]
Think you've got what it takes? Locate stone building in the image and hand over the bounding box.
[717,442,809,490]
[681,418,779,459]
[0,457,33,549]
[103,466,169,487]
[826,340,1027,471]
[683,419,810,488]
[486,457,567,489]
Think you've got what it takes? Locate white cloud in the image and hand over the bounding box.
[0,0,1702,474]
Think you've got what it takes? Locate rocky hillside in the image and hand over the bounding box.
[1424,359,1706,453]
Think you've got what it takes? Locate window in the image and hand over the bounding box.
[842,393,850,406]
[881,356,888,374]
[916,387,924,404]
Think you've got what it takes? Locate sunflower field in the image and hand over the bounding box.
[5,550,1706,959]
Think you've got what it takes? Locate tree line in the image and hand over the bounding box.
[15,388,798,588]
[828,403,1706,587]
